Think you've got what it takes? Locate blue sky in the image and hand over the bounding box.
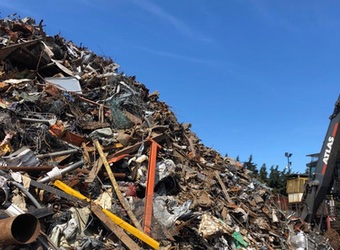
[1,0,339,173]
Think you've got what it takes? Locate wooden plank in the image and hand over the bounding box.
[85,152,108,183]
[91,203,140,249]
[93,139,143,231]
[214,171,234,204]
[81,142,91,167]
[107,133,165,160]
[240,203,257,218]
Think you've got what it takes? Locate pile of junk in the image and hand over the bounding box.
[0,15,334,249]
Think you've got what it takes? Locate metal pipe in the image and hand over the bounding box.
[60,160,84,175]
[0,170,43,209]
[38,160,84,183]
[11,181,42,209]
[20,118,51,124]
[0,214,41,244]
[78,96,109,109]
[1,166,59,172]
[36,149,79,159]
[0,171,58,249]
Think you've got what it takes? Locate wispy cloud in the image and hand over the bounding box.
[248,0,302,33]
[0,1,35,18]
[71,0,102,8]
[0,0,35,18]
[134,45,220,67]
[130,0,212,43]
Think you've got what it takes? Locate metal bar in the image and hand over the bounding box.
[1,166,55,172]
[20,118,51,124]
[30,179,88,206]
[36,149,79,158]
[11,181,42,209]
[143,138,161,235]
[78,96,109,109]
[38,160,84,183]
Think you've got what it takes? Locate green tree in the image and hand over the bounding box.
[259,163,268,184]
[268,165,280,190]
[268,165,290,195]
[277,168,288,195]
[244,154,258,178]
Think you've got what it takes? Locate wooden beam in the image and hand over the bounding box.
[214,171,234,204]
[91,203,140,249]
[93,139,143,231]
[85,152,108,183]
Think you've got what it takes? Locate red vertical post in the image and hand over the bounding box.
[143,139,161,235]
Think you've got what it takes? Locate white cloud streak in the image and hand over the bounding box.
[130,0,212,42]
[134,45,226,69]
[248,0,302,33]
[0,1,35,18]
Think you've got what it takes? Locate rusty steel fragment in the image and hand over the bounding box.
[143,138,161,235]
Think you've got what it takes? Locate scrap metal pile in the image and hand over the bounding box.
[0,15,328,250]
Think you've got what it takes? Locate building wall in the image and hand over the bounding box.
[286,175,308,203]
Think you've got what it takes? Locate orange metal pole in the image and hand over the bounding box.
[143,138,161,235]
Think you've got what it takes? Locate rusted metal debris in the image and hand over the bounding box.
[0,15,334,249]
